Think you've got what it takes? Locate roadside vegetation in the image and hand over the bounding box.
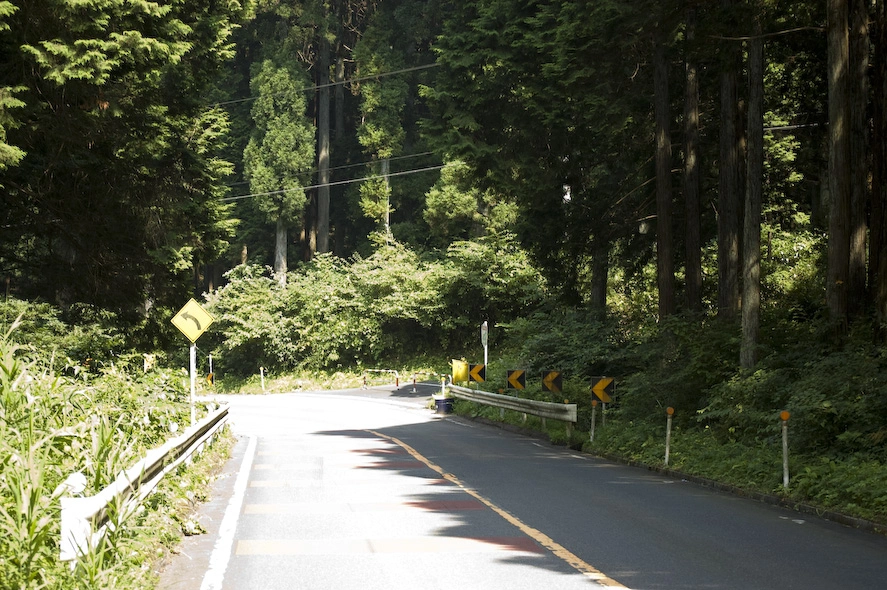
[0,304,232,590]
[3,1,887,586]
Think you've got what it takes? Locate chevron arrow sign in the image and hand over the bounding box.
[542,371,562,393]
[469,364,486,382]
[506,370,526,390]
[591,377,614,403]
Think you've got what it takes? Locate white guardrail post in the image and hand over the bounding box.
[448,384,577,437]
[60,404,229,562]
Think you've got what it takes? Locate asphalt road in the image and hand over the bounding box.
[157,384,887,590]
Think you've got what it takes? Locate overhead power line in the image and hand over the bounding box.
[221,164,446,203]
[213,63,440,108]
[224,151,435,188]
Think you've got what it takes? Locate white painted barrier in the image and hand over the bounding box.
[362,368,400,388]
[60,404,229,561]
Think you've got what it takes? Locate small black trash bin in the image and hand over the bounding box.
[434,397,454,414]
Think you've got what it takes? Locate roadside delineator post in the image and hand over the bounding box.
[781,410,791,489]
[590,400,598,442]
[665,407,675,466]
[260,367,265,392]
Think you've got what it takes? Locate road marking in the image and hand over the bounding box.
[367,429,629,589]
[244,499,486,515]
[200,435,257,590]
[237,536,544,555]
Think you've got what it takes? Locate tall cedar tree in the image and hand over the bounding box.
[0,0,241,317]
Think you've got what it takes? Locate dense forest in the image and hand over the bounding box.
[3,1,887,475]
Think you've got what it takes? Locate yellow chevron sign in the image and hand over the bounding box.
[469,364,486,382]
[592,377,614,403]
[506,370,526,390]
[542,371,562,393]
[452,359,469,383]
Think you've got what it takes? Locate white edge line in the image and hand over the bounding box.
[200,435,257,590]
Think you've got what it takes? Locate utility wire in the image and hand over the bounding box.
[213,63,440,108]
[221,164,446,203]
[224,151,435,188]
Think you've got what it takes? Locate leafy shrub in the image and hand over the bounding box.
[206,235,546,375]
[0,298,127,368]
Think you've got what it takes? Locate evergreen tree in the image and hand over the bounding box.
[243,59,315,285]
[0,0,243,318]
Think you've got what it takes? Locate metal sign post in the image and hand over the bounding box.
[481,321,488,368]
[189,344,197,426]
[172,298,215,428]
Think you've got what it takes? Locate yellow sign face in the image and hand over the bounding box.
[507,370,526,390]
[542,371,562,393]
[469,364,486,382]
[172,299,215,343]
[452,359,469,383]
[592,377,614,403]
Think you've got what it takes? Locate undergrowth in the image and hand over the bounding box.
[0,316,233,589]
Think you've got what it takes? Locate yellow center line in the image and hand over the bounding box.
[366,429,628,589]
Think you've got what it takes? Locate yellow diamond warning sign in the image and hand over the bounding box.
[172,299,215,343]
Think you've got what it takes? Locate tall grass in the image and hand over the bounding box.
[0,317,225,589]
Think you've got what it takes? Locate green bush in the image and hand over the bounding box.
[206,235,546,375]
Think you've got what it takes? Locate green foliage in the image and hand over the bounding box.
[0,313,228,589]
[207,235,546,374]
[0,0,244,317]
[0,297,128,367]
[243,59,315,224]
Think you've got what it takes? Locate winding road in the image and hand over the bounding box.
[156,384,887,589]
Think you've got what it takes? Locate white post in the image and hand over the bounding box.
[781,411,790,489]
[189,344,197,426]
[665,407,674,466]
[590,400,597,442]
[260,367,266,392]
[481,321,488,368]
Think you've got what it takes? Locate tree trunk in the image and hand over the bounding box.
[872,0,887,336]
[274,216,288,286]
[317,34,331,254]
[589,235,609,321]
[741,21,764,370]
[654,35,675,317]
[827,0,852,335]
[382,157,391,237]
[684,6,702,314]
[335,54,345,142]
[718,0,742,321]
[849,0,870,316]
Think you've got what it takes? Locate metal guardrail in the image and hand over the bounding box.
[60,404,229,561]
[448,384,577,434]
